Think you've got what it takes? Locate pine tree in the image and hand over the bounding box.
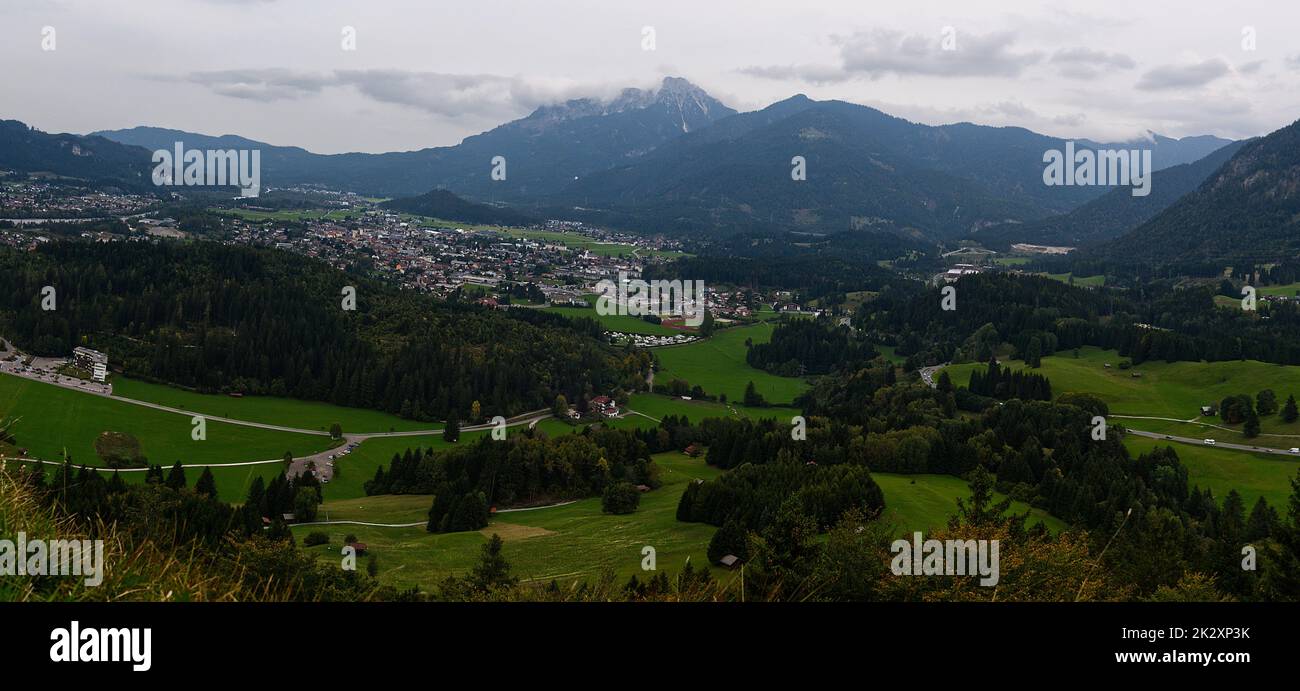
[1246,496,1278,541]
[194,467,218,498]
[165,461,186,490]
[1284,394,1298,423]
[444,412,460,443]
[936,370,953,394]
[677,481,699,521]
[1025,336,1042,368]
[469,533,517,592]
[1244,409,1261,438]
[1257,389,1278,416]
[707,516,750,564]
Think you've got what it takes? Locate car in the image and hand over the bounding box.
[1203,439,1216,445]
[1290,448,1299,454]
[1164,435,1172,440]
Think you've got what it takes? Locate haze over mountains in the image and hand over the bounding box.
[5,75,1274,262]
[1088,116,1300,265]
[974,138,1250,250]
[94,77,736,199]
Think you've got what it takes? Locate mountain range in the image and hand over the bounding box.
[973,138,1250,250]
[93,77,736,200]
[3,76,1262,254]
[1087,117,1300,265]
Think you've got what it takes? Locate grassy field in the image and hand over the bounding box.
[943,347,1300,426]
[491,228,687,259]
[875,344,905,365]
[653,322,810,405]
[942,348,1300,508]
[873,473,1067,534]
[324,418,576,501]
[294,451,728,589]
[211,207,361,223]
[112,377,430,434]
[542,296,683,336]
[294,455,1068,591]
[1124,436,1299,510]
[1043,272,1105,287]
[614,393,801,429]
[1258,282,1300,297]
[13,457,286,505]
[0,373,336,466]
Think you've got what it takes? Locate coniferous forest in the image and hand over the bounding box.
[0,242,627,421]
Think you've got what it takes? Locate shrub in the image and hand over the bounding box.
[602,482,641,515]
[303,531,329,547]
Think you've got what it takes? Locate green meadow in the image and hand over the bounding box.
[653,322,810,405]
[1043,272,1105,287]
[491,227,688,259]
[11,458,286,505]
[0,373,336,467]
[211,207,362,223]
[943,347,1300,507]
[1124,436,1300,511]
[614,392,801,428]
[325,418,576,501]
[294,453,1067,591]
[943,346,1300,424]
[1258,281,1300,298]
[295,451,728,588]
[112,377,429,434]
[873,473,1067,535]
[542,295,683,335]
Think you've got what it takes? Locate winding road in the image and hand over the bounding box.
[0,343,553,479]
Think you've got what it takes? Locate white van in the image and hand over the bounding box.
[1203,439,1216,445]
[1290,448,1299,454]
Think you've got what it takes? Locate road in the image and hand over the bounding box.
[1,337,554,479]
[1125,428,1300,457]
[284,410,552,482]
[919,363,948,388]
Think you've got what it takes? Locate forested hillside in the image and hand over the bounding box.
[0,241,624,421]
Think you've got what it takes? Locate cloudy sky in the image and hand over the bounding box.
[3,0,1298,153]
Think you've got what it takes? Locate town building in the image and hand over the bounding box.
[73,346,108,372]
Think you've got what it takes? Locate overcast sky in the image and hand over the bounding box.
[3,0,1298,153]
